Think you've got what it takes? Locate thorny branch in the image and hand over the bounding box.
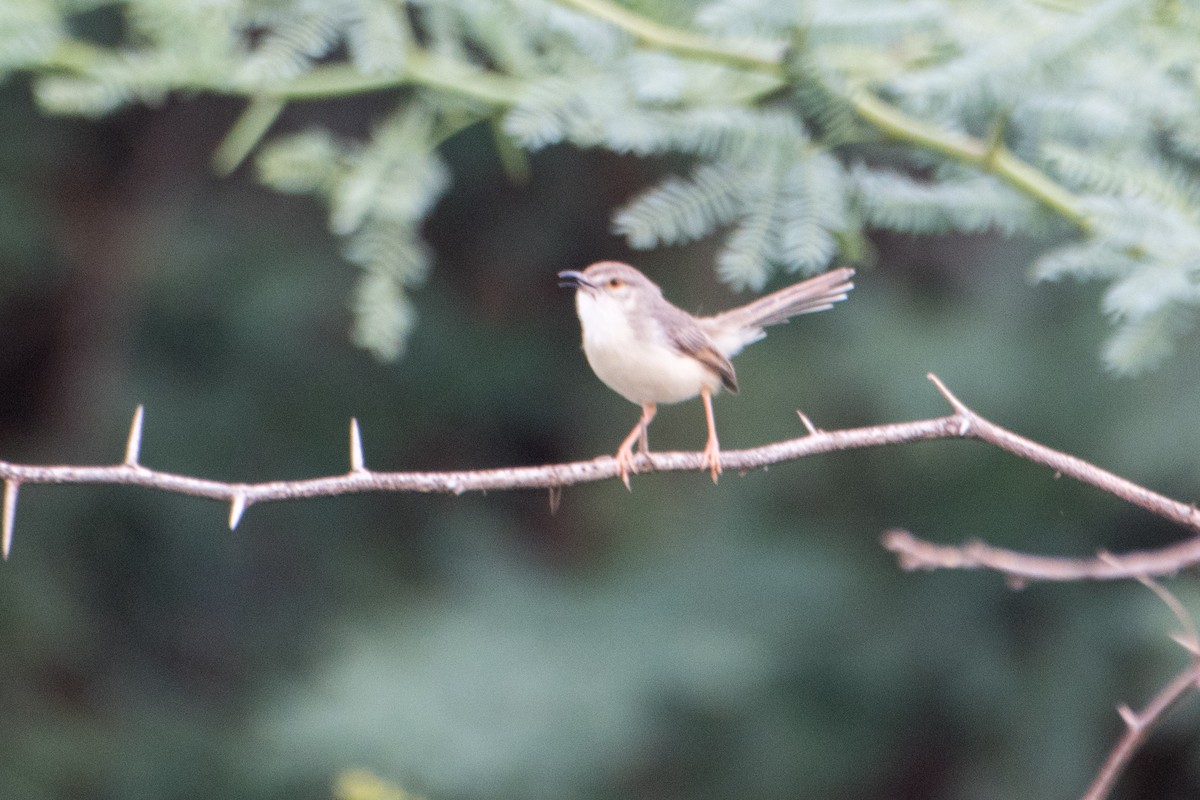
[1081,572,1200,800]
[4,372,1200,798]
[1083,660,1200,800]
[3,373,1200,564]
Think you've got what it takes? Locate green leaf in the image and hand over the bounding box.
[1102,308,1193,375]
[777,151,845,274]
[613,162,745,248]
[256,130,343,195]
[851,166,1043,235]
[347,0,411,76]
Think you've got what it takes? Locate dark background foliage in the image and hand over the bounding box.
[2,67,1200,800]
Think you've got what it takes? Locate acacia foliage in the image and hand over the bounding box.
[4,0,1200,370]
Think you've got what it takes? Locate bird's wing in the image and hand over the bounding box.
[665,308,739,394]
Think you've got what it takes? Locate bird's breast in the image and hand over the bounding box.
[575,292,723,405]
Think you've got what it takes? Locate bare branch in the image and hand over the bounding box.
[1082,575,1200,800]
[882,530,1200,583]
[1082,661,1200,800]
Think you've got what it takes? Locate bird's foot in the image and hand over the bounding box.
[615,441,638,490]
[702,438,722,483]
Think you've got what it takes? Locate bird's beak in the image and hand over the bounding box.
[557,270,593,290]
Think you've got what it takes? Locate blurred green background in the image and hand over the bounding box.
[2,72,1200,800]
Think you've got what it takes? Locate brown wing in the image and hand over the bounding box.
[665,308,739,394]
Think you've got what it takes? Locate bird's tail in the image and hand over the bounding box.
[704,267,855,352]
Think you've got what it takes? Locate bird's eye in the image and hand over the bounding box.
[608,278,623,288]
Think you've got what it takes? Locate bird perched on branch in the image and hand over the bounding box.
[559,261,854,487]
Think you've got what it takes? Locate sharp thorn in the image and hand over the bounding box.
[1117,704,1139,730]
[2,480,16,560]
[229,492,248,530]
[349,418,365,473]
[1170,632,1200,656]
[124,405,145,466]
[927,373,970,415]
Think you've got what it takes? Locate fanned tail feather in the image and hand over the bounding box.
[704,267,855,351]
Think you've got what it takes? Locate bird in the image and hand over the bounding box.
[558,261,854,487]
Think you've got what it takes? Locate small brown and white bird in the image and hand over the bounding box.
[558,261,854,486]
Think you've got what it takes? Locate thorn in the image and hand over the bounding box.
[1004,574,1029,591]
[1130,572,1200,652]
[229,492,248,530]
[124,405,145,466]
[2,480,16,560]
[797,410,820,435]
[1117,704,1139,730]
[927,373,970,416]
[548,485,562,515]
[349,418,366,472]
[1170,632,1200,656]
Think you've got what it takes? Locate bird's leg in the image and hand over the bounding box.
[700,388,722,483]
[615,403,656,490]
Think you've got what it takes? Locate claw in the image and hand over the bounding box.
[702,438,722,483]
[615,441,636,490]
[613,403,656,490]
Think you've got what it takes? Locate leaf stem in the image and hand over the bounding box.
[850,90,1092,231]
[271,51,521,105]
[555,0,786,71]
[44,38,522,107]
[554,0,1091,231]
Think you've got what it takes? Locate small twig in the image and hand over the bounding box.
[1082,660,1200,800]
[1117,565,1200,655]
[1081,574,1200,800]
[882,530,1200,583]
